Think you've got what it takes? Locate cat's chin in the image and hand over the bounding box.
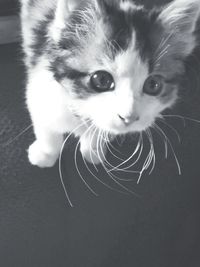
[97,127,136,136]
[98,122,151,136]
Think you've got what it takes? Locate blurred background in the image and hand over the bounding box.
[0,0,18,16]
[0,0,19,44]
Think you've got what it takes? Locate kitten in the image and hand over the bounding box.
[20,0,200,168]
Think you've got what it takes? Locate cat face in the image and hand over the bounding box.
[50,0,200,135]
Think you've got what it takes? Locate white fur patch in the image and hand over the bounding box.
[26,57,80,133]
[120,1,144,12]
[159,0,200,30]
[72,32,153,135]
[51,0,69,41]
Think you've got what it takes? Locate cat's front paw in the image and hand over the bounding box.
[28,141,58,168]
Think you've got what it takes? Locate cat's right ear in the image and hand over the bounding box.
[158,0,200,56]
[159,0,200,31]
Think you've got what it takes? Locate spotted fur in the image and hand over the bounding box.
[20,0,200,167]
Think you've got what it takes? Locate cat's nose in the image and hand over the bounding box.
[118,114,139,125]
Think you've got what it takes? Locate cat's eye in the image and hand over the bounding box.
[90,70,115,92]
[143,75,164,96]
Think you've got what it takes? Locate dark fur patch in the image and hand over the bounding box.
[49,54,94,97]
[99,2,133,52]
[29,12,55,66]
[50,61,88,81]
[27,0,195,102]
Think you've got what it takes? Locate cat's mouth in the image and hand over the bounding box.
[104,122,141,135]
[105,117,154,135]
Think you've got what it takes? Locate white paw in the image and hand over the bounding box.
[28,141,58,168]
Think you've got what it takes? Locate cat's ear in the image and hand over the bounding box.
[158,0,200,55]
[67,0,85,12]
[55,0,84,20]
[159,0,200,32]
[95,0,120,14]
[52,0,82,41]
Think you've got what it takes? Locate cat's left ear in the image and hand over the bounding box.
[158,0,200,55]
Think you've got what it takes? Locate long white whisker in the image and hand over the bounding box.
[82,153,127,195]
[108,134,143,172]
[75,142,98,196]
[154,31,174,58]
[154,47,170,64]
[100,132,139,174]
[163,114,200,126]
[154,124,181,175]
[88,125,99,171]
[96,130,139,196]
[152,124,168,159]
[97,131,122,174]
[59,121,89,207]
[3,124,33,147]
[119,134,144,172]
[146,129,156,175]
[74,127,98,196]
[137,131,154,184]
[104,134,125,162]
[157,118,181,143]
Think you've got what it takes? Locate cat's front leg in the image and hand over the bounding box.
[79,131,107,165]
[28,126,63,168]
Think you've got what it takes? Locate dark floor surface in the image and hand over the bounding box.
[1,3,200,267]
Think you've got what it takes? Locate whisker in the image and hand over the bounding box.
[97,131,122,174]
[154,46,170,65]
[154,31,174,58]
[96,130,139,196]
[88,125,99,171]
[101,133,139,174]
[74,138,99,196]
[58,122,89,207]
[85,129,130,194]
[3,124,33,147]
[119,134,144,173]
[82,154,127,195]
[104,135,125,162]
[163,114,200,125]
[106,134,125,158]
[146,129,156,175]
[154,124,181,175]
[115,134,126,147]
[152,124,168,159]
[137,131,154,184]
[108,134,143,172]
[157,118,181,143]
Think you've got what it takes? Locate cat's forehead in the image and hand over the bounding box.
[54,0,191,91]
[67,32,148,83]
[112,32,147,75]
[68,3,185,80]
[65,5,153,71]
[92,4,153,62]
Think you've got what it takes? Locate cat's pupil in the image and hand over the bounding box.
[143,75,164,96]
[90,70,115,92]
